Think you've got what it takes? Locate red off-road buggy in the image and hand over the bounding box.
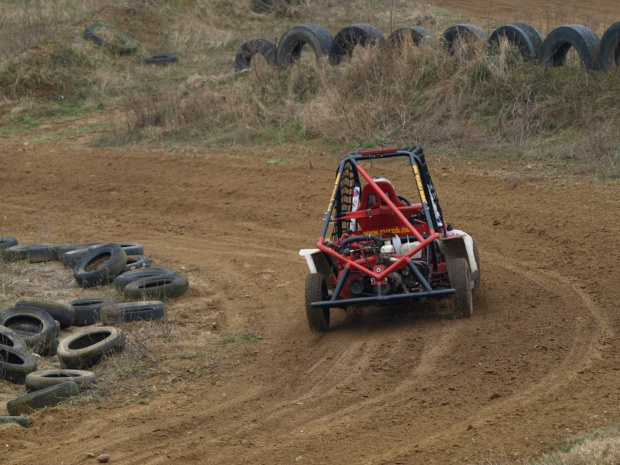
[300,147,480,332]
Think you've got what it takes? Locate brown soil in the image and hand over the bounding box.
[429,0,620,31]
[1,134,620,464]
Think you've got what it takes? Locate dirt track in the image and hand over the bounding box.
[0,130,619,464]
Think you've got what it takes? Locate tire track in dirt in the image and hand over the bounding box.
[367,250,612,463]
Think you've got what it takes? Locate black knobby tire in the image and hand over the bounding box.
[100,301,167,324]
[25,369,97,392]
[57,327,125,369]
[123,274,189,301]
[114,267,175,291]
[0,326,27,352]
[234,39,276,72]
[123,255,151,272]
[84,23,138,54]
[0,346,38,384]
[442,24,488,55]
[600,22,620,72]
[447,258,473,318]
[305,273,330,332]
[4,244,54,263]
[66,298,117,326]
[145,53,178,65]
[540,24,601,70]
[388,26,433,47]
[276,24,334,69]
[74,243,127,288]
[0,416,30,428]
[7,381,80,416]
[0,306,56,353]
[329,23,386,66]
[489,23,543,62]
[14,297,74,328]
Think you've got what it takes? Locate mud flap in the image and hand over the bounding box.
[299,249,332,282]
[437,234,478,288]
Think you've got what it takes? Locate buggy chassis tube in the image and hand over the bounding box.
[317,160,440,282]
[311,288,455,308]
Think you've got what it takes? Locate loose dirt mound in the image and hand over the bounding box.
[1,139,619,464]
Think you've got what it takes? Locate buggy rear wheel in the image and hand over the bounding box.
[305,274,330,332]
[447,258,473,318]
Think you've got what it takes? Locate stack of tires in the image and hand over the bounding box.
[235,21,620,73]
[0,302,124,426]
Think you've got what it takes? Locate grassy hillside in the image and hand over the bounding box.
[1,0,619,180]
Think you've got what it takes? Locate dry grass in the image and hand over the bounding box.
[125,35,620,176]
[2,0,617,177]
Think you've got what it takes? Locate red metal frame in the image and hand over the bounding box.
[316,164,440,283]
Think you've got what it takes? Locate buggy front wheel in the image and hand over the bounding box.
[305,274,331,332]
[447,258,473,318]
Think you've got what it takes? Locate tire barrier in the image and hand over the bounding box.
[238,22,616,73]
[329,23,386,66]
[540,24,601,70]
[276,24,333,69]
[235,39,276,73]
[600,22,620,72]
[388,26,433,47]
[489,23,543,62]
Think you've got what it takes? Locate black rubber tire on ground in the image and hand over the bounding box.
[305,273,330,332]
[442,24,489,55]
[62,247,91,269]
[600,22,620,72]
[447,257,473,318]
[0,346,38,384]
[4,244,55,263]
[74,243,127,288]
[388,26,433,47]
[39,338,59,356]
[234,39,276,72]
[329,23,386,66]
[84,23,138,55]
[0,416,30,428]
[123,255,151,272]
[145,53,178,65]
[276,24,334,69]
[113,267,175,291]
[472,238,481,283]
[57,243,102,263]
[7,381,80,416]
[539,24,601,70]
[0,236,18,252]
[123,274,189,301]
[100,301,167,324]
[14,297,74,329]
[66,298,117,326]
[0,326,27,352]
[0,306,56,353]
[489,23,543,62]
[25,369,97,393]
[114,243,144,256]
[57,327,125,369]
